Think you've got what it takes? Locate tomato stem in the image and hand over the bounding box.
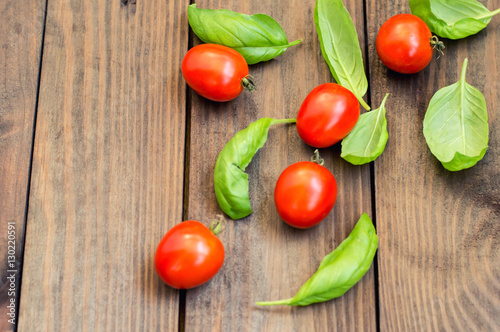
[241,75,256,92]
[310,149,325,166]
[209,215,225,236]
[430,36,445,58]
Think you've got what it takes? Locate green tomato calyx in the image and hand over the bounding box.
[209,215,225,236]
[310,149,325,166]
[241,75,256,92]
[430,36,445,57]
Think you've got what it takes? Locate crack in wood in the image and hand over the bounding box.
[121,0,136,5]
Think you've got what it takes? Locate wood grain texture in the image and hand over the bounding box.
[18,0,188,330]
[185,1,376,331]
[0,0,46,330]
[366,0,500,330]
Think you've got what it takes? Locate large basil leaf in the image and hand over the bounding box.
[214,118,296,220]
[314,0,370,110]
[410,0,500,39]
[341,94,389,165]
[188,4,301,65]
[423,58,489,171]
[257,213,378,306]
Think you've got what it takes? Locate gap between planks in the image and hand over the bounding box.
[15,0,50,329]
[179,0,196,330]
[361,0,381,331]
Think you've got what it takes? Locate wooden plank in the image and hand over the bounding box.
[185,1,376,331]
[366,0,500,330]
[0,0,46,330]
[18,0,188,330]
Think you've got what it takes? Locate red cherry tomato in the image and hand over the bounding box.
[155,220,224,289]
[274,154,337,229]
[376,14,440,74]
[296,83,360,148]
[181,44,254,102]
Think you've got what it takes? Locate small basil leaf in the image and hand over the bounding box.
[410,0,500,39]
[341,94,389,165]
[257,213,378,306]
[423,58,489,171]
[188,4,301,65]
[214,118,296,220]
[314,0,370,110]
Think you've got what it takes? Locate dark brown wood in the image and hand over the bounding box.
[18,0,188,330]
[366,0,500,330]
[185,1,376,331]
[0,0,46,330]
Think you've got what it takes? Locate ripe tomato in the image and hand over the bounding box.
[274,153,337,229]
[296,83,360,148]
[155,220,224,289]
[376,14,442,74]
[181,44,255,102]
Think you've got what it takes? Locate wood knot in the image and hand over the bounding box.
[121,0,136,5]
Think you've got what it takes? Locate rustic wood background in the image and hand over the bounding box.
[0,0,498,331]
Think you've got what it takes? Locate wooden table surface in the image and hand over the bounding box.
[1,0,499,331]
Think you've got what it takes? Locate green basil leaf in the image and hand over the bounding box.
[257,213,378,306]
[214,118,296,220]
[423,58,489,171]
[188,4,301,65]
[314,0,370,110]
[410,0,500,39]
[341,94,389,165]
